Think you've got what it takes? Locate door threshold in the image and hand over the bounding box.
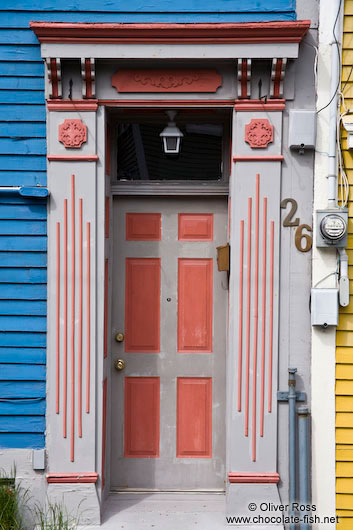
[110,488,225,494]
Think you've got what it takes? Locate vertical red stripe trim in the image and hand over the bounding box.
[86,222,91,414]
[105,196,110,239]
[63,199,68,438]
[241,59,248,99]
[85,59,92,99]
[252,174,260,462]
[245,197,252,437]
[102,378,107,488]
[56,222,60,414]
[50,58,59,99]
[237,220,244,412]
[70,174,75,462]
[106,124,111,176]
[78,199,83,438]
[273,59,283,99]
[268,221,275,413]
[104,259,108,358]
[260,198,267,437]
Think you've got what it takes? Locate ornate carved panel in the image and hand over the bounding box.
[245,119,274,149]
[112,69,222,93]
[58,119,87,149]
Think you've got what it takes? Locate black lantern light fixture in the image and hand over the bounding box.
[160,110,183,155]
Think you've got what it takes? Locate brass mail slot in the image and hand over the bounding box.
[216,243,230,272]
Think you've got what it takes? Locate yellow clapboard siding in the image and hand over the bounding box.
[343,150,353,168]
[337,349,353,363]
[337,444,353,450]
[336,396,353,412]
[341,50,353,65]
[337,331,353,347]
[338,301,353,314]
[344,1,353,16]
[338,315,353,331]
[337,516,353,529]
[337,510,353,517]
[342,66,353,82]
[337,462,353,476]
[337,413,353,427]
[336,428,353,444]
[337,478,353,493]
[337,448,353,460]
[336,380,353,394]
[336,364,353,378]
[337,493,353,509]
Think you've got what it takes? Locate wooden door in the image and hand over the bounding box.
[110,196,227,491]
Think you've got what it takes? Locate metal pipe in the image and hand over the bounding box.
[327,0,343,207]
[288,368,297,530]
[298,407,310,530]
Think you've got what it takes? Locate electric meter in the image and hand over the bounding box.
[316,209,348,248]
[320,214,347,241]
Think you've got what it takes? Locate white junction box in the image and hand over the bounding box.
[288,109,317,151]
[311,288,339,328]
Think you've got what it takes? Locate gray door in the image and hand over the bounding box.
[111,196,227,490]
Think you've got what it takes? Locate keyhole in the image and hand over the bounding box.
[167,298,171,302]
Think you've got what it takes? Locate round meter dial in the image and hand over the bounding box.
[320,214,347,241]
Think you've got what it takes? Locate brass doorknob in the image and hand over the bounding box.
[115,332,125,342]
[114,359,126,371]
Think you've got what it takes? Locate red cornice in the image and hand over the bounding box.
[47,472,98,484]
[234,99,285,111]
[47,100,98,111]
[233,155,284,162]
[228,472,280,484]
[30,21,310,45]
[47,155,99,162]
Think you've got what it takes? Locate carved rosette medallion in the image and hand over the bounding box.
[245,119,274,149]
[59,119,87,149]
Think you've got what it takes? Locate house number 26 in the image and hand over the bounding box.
[280,198,312,253]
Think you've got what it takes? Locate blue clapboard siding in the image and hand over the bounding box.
[0,0,295,450]
[0,398,45,415]
[0,172,47,186]
[0,433,44,449]
[0,268,47,283]
[0,382,45,398]
[0,364,46,380]
[0,139,46,155]
[0,301,46,315]
[0,252,46,267]
[0,347,46,364]
[0,416,45,433]
[0,220,47,235]
[0,317,46,333]
[0,0,296,14]
[0,196,46,448]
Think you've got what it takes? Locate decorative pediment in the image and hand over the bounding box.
[112,69,222,93]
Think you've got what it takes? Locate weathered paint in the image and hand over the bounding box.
[335,2,353,527]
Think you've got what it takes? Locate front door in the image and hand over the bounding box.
[111,195,227,490]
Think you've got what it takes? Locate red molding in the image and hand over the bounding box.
[234,99,285,111]
[228,472,280,484]
[47,100,98,111]
[233,155,284,162]
[98,99,235,107]
[47,155,99,162]
[30,21,310,44]
[47,473,98,484]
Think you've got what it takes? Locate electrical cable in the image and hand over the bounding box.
[317,0,343,114]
